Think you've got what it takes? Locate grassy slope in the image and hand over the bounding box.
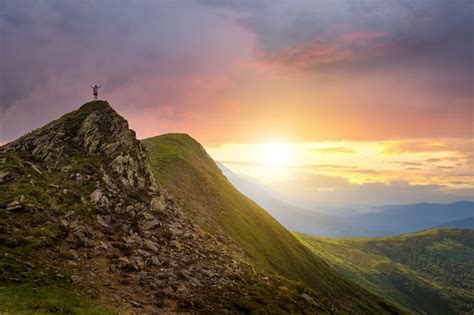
[142,133,401,313]
[296,228,474,314]
[0,284,112,315]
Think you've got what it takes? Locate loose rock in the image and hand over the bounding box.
[0,170,12,184]
[144,239,159,253]
[5,200,22,211]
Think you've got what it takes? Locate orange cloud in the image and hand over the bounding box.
[313,147,355,154]
[382,141,453,154]
[382,139,474,155]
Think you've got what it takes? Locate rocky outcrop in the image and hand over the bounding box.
[1,101,158,195]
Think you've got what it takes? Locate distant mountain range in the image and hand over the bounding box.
[218,164,474,237]
[347,201,474,236]
[438,216,474,229]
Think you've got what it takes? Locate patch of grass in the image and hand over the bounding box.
[0,284,112,315]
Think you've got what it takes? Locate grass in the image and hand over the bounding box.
[0,284,112,315]
[142,133,402,314]
[296,228,474,314]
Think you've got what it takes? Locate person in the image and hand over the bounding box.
[90,84,102,100]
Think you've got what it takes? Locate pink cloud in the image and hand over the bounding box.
[269,40,355,68]
[340,31,388,42]
[257,32,395,74]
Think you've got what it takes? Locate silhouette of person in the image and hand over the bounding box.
[90,84,102,100]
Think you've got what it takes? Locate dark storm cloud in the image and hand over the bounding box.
[204,0,474,97]
[0,0,176,112]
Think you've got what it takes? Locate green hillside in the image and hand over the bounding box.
[142,133,401,313]
[296,228,474,314]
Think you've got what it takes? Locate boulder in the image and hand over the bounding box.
[142,218,160,231]
[151,195,167,213]
[97,215,109,228]
[150,256,162,266]
[144,239,159,253]
[25,161,42,174]
[302,293,321,307]
[118,256,140,271]
[90,189,109,207]
[5,200,22,211]
[0,170,12,184]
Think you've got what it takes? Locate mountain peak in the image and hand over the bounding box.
[1,100,158,192]
[3,100,128,157]
[78,99,112,110]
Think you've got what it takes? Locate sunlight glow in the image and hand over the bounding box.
[206,139,473,188]
[261,142,292,167]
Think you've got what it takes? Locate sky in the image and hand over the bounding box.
[1,0,473,205]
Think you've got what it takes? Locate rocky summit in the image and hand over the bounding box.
[1,101,365,314]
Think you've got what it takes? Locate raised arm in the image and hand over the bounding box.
[98,84,102,88]
[90,85,94,89]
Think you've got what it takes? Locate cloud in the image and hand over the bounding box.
[391,161,424,166]
[260,32,395,74]
[381,139,474,157]
[313,147,355,154]
[271,172,353,190]
[425,158,442,163]
[382,141,453,154]
[267,172,474,205]
[204,0,474,96]
[217,160,263,167]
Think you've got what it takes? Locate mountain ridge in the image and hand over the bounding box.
[437,216,474,229]
[142,132,402,313]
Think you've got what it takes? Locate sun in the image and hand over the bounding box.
[261,142,291,167]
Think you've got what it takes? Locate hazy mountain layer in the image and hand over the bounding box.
[348,202,474,236]
[438,217,474,229]
[218,166,474,237]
